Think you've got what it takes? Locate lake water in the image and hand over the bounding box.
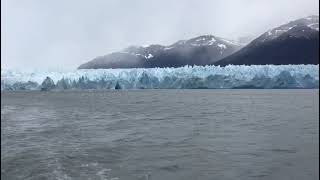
[1,90,319,180]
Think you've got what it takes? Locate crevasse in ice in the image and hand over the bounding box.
[1,65,319,90]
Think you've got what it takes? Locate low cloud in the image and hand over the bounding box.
[1,0,319,70]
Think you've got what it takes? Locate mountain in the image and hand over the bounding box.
[78,35,242,69]
[214,15,319,66]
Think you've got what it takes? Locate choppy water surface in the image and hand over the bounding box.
[1,90,319,180]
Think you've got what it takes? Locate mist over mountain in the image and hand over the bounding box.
[236,36,256,45]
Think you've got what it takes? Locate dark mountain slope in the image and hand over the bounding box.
[214,16,319,66]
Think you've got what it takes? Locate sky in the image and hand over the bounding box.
[1,0,319,71]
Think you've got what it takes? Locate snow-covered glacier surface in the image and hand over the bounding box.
[1,65,319,90]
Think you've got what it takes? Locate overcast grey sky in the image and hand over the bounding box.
[1,0,319,71]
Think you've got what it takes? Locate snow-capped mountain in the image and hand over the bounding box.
[78,35,242,69]
[258,15,318,42]
[215,15,319,66]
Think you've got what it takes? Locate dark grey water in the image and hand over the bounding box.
[1,90,319,180]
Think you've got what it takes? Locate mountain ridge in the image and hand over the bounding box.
[78,35,242,69]
[78,15,319,69]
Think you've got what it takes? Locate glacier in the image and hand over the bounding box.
[1,65,319,90]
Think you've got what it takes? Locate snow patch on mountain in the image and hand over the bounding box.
[145,54,154,59]
[220,38,241,46]
[218,44,227,49]
[189,35,217,46]
[164,47,173,50]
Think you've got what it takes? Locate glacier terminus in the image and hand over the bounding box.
[1,65,319,90]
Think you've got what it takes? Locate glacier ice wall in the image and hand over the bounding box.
[1,65,319,90]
